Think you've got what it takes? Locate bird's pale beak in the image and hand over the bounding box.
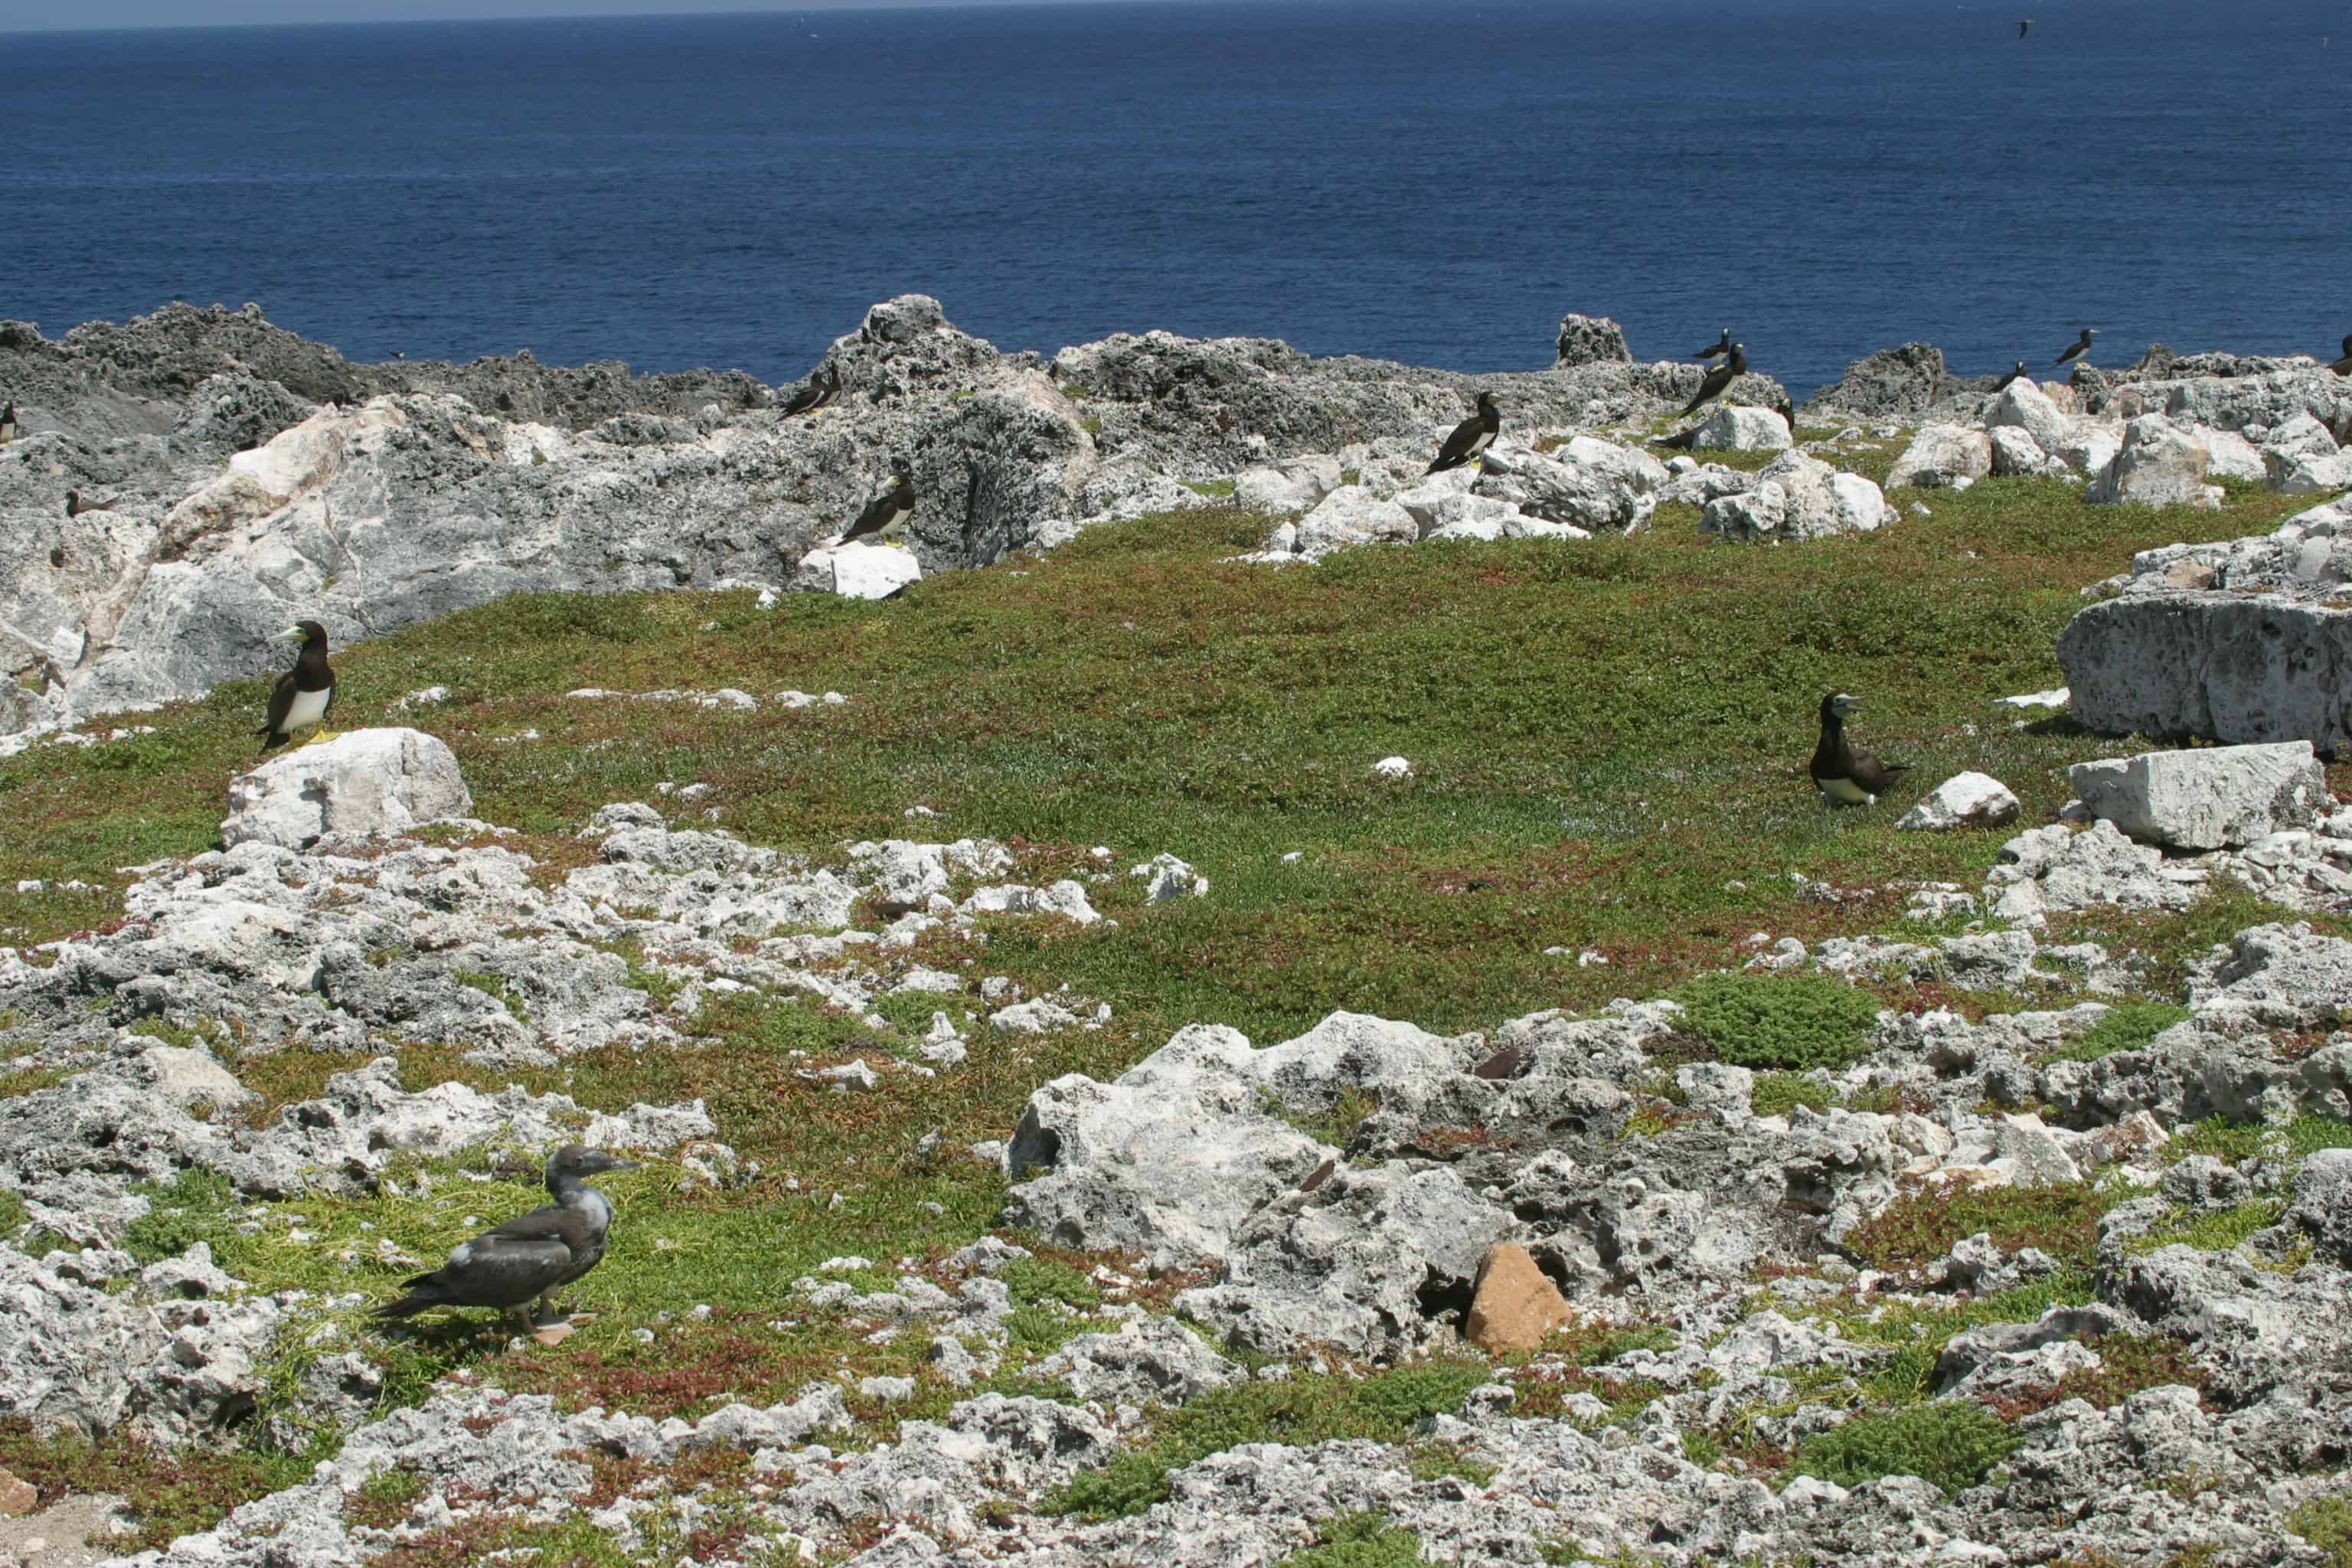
[586,1154,641,1174]
[271,624,305,644]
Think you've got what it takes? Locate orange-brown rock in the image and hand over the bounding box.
[0,1465,36,1517]
[1463,1242,1572,1354]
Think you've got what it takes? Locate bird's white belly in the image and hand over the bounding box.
[1466,430,1495,457]
[1818,776,1874,806]
[285,686,332,732]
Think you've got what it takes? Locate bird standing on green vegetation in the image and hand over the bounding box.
[1694,327,1734,361]
[256,620,338,751]
[1425,390,1501,474]
[2329,334,2352,377]
[782,362,840,416]
[374,1145,639,1334]
[1680,345,1746,416]
[835,472,916,547]
[1809,692,1911,806]
[2054,328,2098,367]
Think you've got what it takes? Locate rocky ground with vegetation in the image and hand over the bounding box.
[0,301,2349,1566]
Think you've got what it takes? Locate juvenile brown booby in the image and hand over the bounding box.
[374,1145,639,1332]
[1425,391,1501,474]
[835,473,916,547]
[2329,334,2352,377]
[256,620,338,751]
[1694,327,1733,361]
[0,403,17,443]
[782,364,840,417]
[2054,328,2098,367]
[1808,692,1912,807]
[1993,361,2030,391]
[1681,345,1746,415]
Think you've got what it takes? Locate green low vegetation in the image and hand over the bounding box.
[1792,1400,2022,1497]
[1283,1512,1428,1566]
[1047,1356,1491,1519]
[2049,1002,2192,1063]
[1668,972,1883,1071]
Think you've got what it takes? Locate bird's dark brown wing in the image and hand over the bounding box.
[1426,413,1485,473]
[257,671,298,745]
[1849,753,1911,794]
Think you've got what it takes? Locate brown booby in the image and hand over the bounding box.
[1681,345,1746,415]
[2329,334,2352,377]
[1425,391,1501,474]
[835,473,915,547]
[374,1145,639,1333]
[1808,692,1912,807]
[1993,361,2030,391]
[782,364,840,417]
[256,620,338,751]
[65,489,95,518]
[1694,327,1733,361]
[2054,328,2098,367]
[2017,18,2031,38]
[0,403,17,443]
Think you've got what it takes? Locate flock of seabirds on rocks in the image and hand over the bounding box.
[76,318,2347,1333]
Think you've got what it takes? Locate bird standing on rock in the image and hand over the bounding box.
[835,473,916,547]
[1681,345,1746,416]
[256,620,338,751]
[1425,391,1501,474]
[2054,328,2098,367]
[374,1145,639,1334]
[0,402,17,443]
[2328,335,2352,377]
[1808,692,1911,807]
[1694,327,1734,361]
[65,489,96,518]
[1994,361,2030,392]
[782,363,840,417]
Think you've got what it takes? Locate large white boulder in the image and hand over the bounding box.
[222,727,473,850]
[1475,438,1666,532]
[1886,424,1994,490]
[1896,773,2021,832]
[2275,451,2352,498]
[2068,741,2330,851]
[2260,413,2341,484]
[2086,415,2219,508]
[1690,405,1792,453]
[1985,379,2076,455]
[1290,486,1419,558]
[2189,425,2269,483]
[1233,453,1342,514]
[1989,425,2066,479]
[791,544,923,600]
[1699,452,1887,543]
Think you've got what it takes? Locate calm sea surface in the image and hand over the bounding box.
[2,0,2344,397]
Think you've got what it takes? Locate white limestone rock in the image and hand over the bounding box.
[2086,415,2217,508]
[1475,438,1666,532]
[1130,852,1208,903]
[1690,404,1792,453]
[1984,377,2078,456]
[2275,450,2352,497]
[1895,773,2021,832]
[1289,486,1419,558]
[1989,425,2066,478]
[792,542,923,600]
[1233,453,1342,514]
[1886,423,1994,490]
[2068,741,2329,851]
[2189,424,2269,483]
[1698,452,1887,543]
[222,727,472,851]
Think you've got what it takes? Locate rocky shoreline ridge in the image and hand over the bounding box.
[1,302,2351,1566]
[4,300,2347,754]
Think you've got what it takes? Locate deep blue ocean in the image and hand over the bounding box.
[2,0,2345,398]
